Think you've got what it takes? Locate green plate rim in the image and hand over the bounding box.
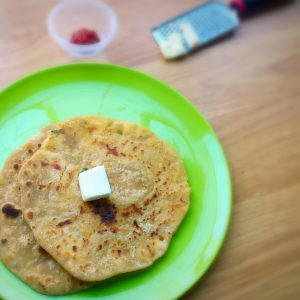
[0,62,232,299]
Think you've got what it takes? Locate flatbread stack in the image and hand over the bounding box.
[0,116,190,294]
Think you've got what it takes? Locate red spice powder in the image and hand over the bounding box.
[70,28,100,45]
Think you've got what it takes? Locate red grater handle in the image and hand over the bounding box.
[230,0,285,16]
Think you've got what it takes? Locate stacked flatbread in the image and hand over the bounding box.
[0,116,190,294]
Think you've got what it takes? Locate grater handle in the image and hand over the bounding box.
[230,0,286,16]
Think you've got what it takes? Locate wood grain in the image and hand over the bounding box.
[0,0,300,299]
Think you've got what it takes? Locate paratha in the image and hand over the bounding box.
[0,127,89,295]
[20,116,190,282]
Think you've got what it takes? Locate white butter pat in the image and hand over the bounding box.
[78,166,111,202]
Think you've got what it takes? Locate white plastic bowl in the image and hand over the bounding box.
[47,0,118,58]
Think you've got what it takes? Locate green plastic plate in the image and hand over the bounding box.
[0,63,231,300]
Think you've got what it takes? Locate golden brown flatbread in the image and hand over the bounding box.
[20,116,190,282]
[0,127,90,295]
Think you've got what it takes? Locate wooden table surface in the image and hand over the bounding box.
[1,0,300,299]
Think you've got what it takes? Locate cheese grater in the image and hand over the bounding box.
[152,0,284,59]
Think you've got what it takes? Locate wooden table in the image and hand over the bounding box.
[1,1,300,299]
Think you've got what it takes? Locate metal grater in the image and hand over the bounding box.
[152,1,239,59]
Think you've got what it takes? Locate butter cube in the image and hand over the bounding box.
[78,166,111,201]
